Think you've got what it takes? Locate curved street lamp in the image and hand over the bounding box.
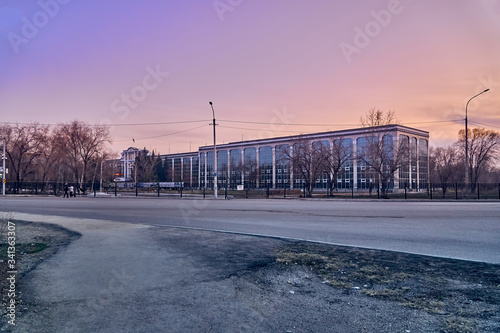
[465,88,489,187]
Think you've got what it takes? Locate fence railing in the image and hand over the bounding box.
[2,181,500,200]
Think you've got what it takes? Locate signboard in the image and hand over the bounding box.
[137,182,184,188]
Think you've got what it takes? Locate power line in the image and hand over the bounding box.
[218,125,299,133]
[218,119,463,127]
[0,120,210,127]
[110,120,209,127]
[468,120,500,130]
[114,124,207,142]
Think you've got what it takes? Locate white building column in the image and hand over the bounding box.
[272,147,276,189]
[352,138,357,191]
[204,152,207,188]
[241,149,245,187]
[171,159,175,183]
[227,150,231,189]
[256,147,260,188]
[289,145,294,190]
[416,138,420,191]
[189,157,193,188]
[393,135,400,191]
[180,158,183,183]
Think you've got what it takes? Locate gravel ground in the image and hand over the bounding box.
[0,220,499,332]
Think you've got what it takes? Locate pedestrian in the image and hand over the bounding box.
[63,183,69,198]
[69,185,74,197]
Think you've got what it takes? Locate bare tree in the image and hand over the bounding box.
[243,155,258,188]
[55,121,111,193]
[278,137,325,197]
[357,132,409,198]
[1,123,49,187]
[318,138,353,193]
[456,128,500,184]
[429,145,463,197]
[36,128,64,191]
[360,108,400,127]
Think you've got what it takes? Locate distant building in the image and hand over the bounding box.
[121,125,429,192]
[119,147,141,181]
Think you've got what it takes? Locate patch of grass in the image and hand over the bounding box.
[443,316,478,333]
[276,242,500,332]
[19,242,48,254]
[0,242,48,255]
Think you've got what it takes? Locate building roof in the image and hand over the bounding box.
[198,124,429,151]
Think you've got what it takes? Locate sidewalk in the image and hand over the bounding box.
[5,213,438,333]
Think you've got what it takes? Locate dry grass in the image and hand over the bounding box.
[276,242,500,333]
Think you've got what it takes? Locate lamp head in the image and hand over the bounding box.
[209,101,212,105]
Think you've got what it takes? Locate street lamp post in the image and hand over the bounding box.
[465,89,489,188]
[2,138,5,196]
[209,102,218,199]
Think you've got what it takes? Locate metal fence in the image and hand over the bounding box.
[2,181,500,200]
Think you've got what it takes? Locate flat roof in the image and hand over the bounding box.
[198,124,429,151]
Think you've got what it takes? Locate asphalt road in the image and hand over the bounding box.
[2,196,500,263]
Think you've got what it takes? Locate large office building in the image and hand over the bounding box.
[143,124,429,192]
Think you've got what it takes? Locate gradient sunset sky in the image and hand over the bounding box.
[1,0,499,155]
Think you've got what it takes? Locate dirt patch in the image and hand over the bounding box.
[0,220,81,322]
[276,242,500,333]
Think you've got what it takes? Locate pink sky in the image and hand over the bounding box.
[0,0,499,155]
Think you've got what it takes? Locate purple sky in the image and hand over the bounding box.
[1,0,499,155]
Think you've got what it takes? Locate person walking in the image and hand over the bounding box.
[63,184,69,198]
[69,185,74,198]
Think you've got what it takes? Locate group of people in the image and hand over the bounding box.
[63,184,75,198]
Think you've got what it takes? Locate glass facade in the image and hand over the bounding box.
[166,158,173,182]
[192,156,199,188]
[275,144,290,188]
[411,137,418,189]
[313,140,329,189]
[337,139,353,190]
[182,158,191,187]
[173,158,182,182]
[259,146,273,188]
[159,127,428,192]
[383,134,394,190]
[399,135,410,187]
[218,150,228,188]
[244,148,257,188]
[206,151,214,189]
[229,149,242,188]
[199,153,205,188]
[419,139,428,188]
[356,137,372,189]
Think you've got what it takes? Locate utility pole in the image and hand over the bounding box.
[465,89,489,188]
[209,102,218,199]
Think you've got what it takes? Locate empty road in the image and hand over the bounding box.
[3,196,499,263]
